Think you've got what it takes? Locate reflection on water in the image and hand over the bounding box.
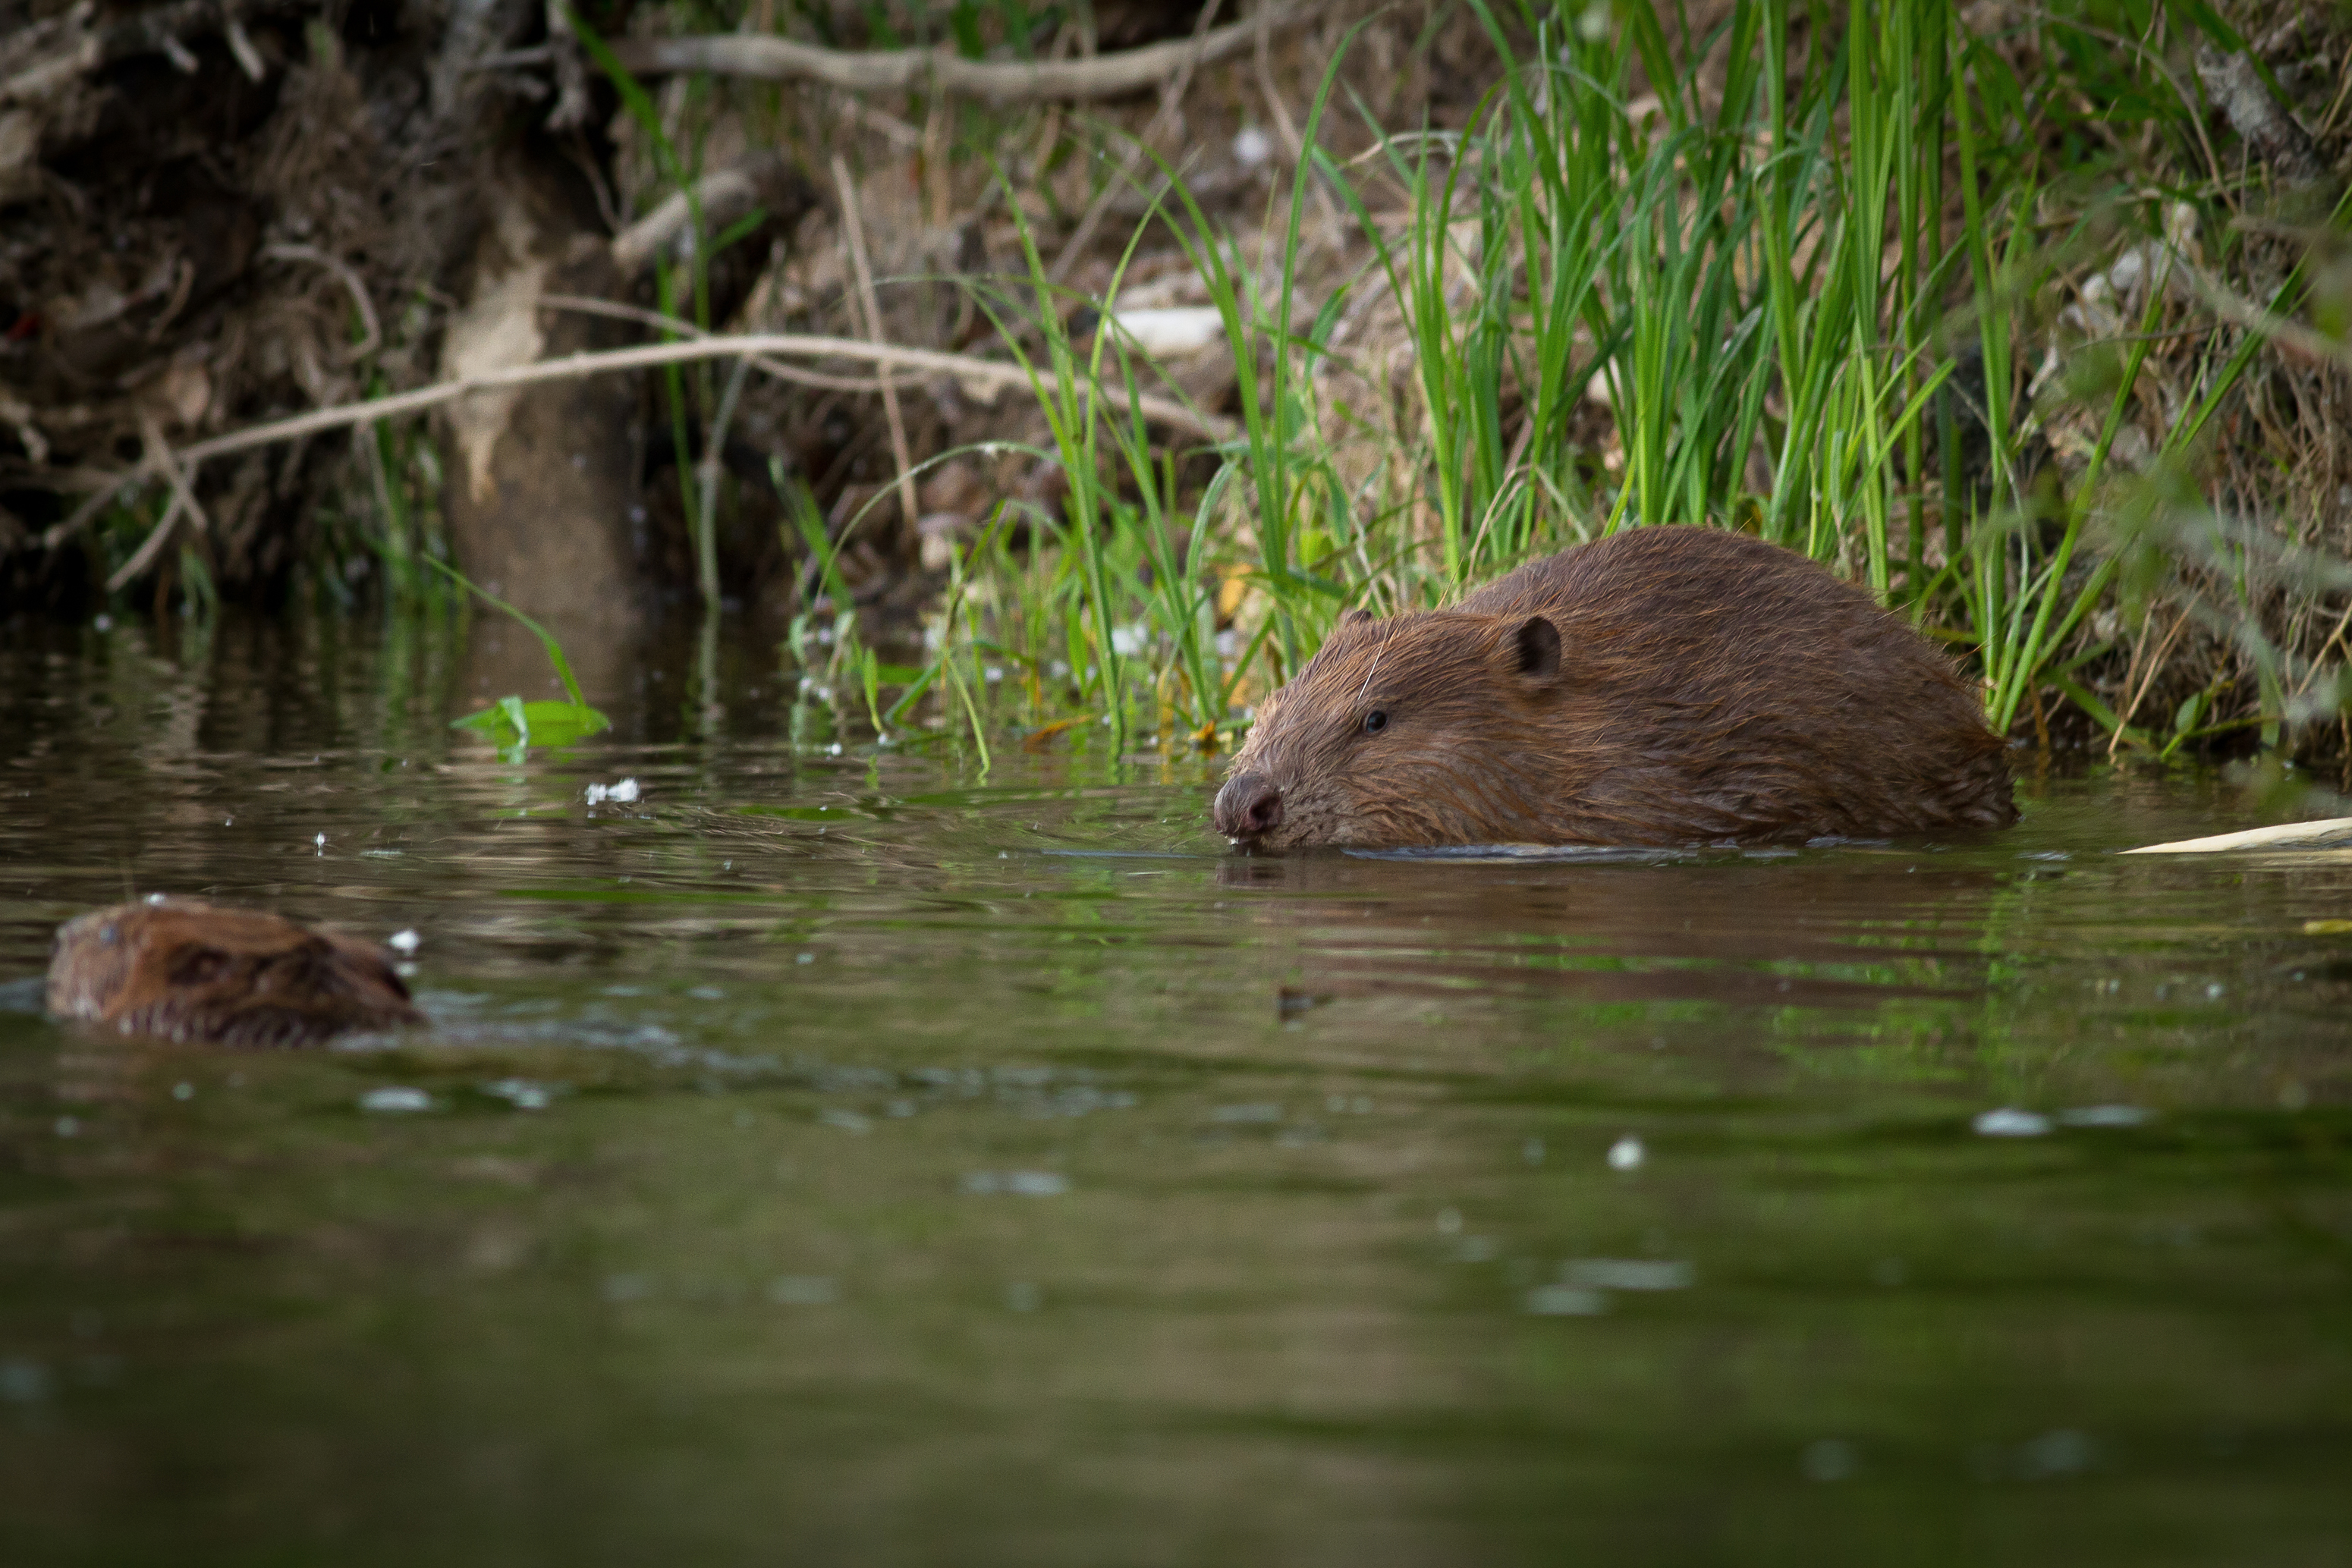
[2,614,2349,1565]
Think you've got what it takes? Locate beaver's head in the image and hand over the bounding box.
[1212,607,1568,850]
[46,898,420,1046]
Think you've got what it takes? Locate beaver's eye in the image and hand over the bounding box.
[1362,710,1388,735]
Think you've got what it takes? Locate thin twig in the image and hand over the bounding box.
[2186,267,2352,370]
[608,5,1303,102]
[104,492,185,593]
[833,156,921,535]
[140,414,212,542]
[262,244,382,361]
[42,480,136,549]
[539,293,882,391]
[173,332,1234,470]
[611,152,797,278]
[2108,608,2190,757]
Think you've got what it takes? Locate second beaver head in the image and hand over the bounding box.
[1212,606,1567,849]
[46,898,423,1046]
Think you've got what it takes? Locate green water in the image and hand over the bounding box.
[2,615,2348,1566]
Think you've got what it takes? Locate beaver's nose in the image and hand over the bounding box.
[1213,772,1284,840]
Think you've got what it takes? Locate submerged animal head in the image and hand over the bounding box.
[46,898,421,1046]
[1212,606,1570,850]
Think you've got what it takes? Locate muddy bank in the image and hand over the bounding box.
[4,0,2351,763]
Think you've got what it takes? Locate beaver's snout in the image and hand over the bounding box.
[1213,772,1284,841]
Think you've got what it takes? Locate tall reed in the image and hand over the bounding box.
[876,0,2332,762]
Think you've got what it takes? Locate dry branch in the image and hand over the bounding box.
[611,151,806,278]
[2195,46,2324,183]
[605,4,1304,102]
[171,332,1234,470]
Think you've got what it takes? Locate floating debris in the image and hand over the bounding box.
[1607,1135,1646,1171]
[584,778,642,805]
[2122,817,2352,854]
[360,1086,432,1114]
[1973,1107,2052,1137]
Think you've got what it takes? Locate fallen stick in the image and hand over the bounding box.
[2120,816,2352,854]
[605,4,1304,102]
[172,331,1234,470]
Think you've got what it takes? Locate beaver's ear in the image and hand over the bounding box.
[1341,608,1374,627]
[1508,616,1561,681]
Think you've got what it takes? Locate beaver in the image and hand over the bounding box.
[46,898,423,1045]
[1212,525,2016,849]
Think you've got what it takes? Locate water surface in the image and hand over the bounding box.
[2,614,2348,1565]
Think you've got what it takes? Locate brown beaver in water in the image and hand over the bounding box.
[46,898,423,1045]
[1212,526,2016,849]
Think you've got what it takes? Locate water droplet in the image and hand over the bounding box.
[766,1275,838,1306]
[1523,1284,1606,1316]
[1803,1438,1858,1482]
[1562,1258,1693,1290]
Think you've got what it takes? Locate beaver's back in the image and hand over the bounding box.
[1461,526,2014,841]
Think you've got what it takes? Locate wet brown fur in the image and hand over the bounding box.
[46,899,423,1046]
[1215,526,2017,849]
